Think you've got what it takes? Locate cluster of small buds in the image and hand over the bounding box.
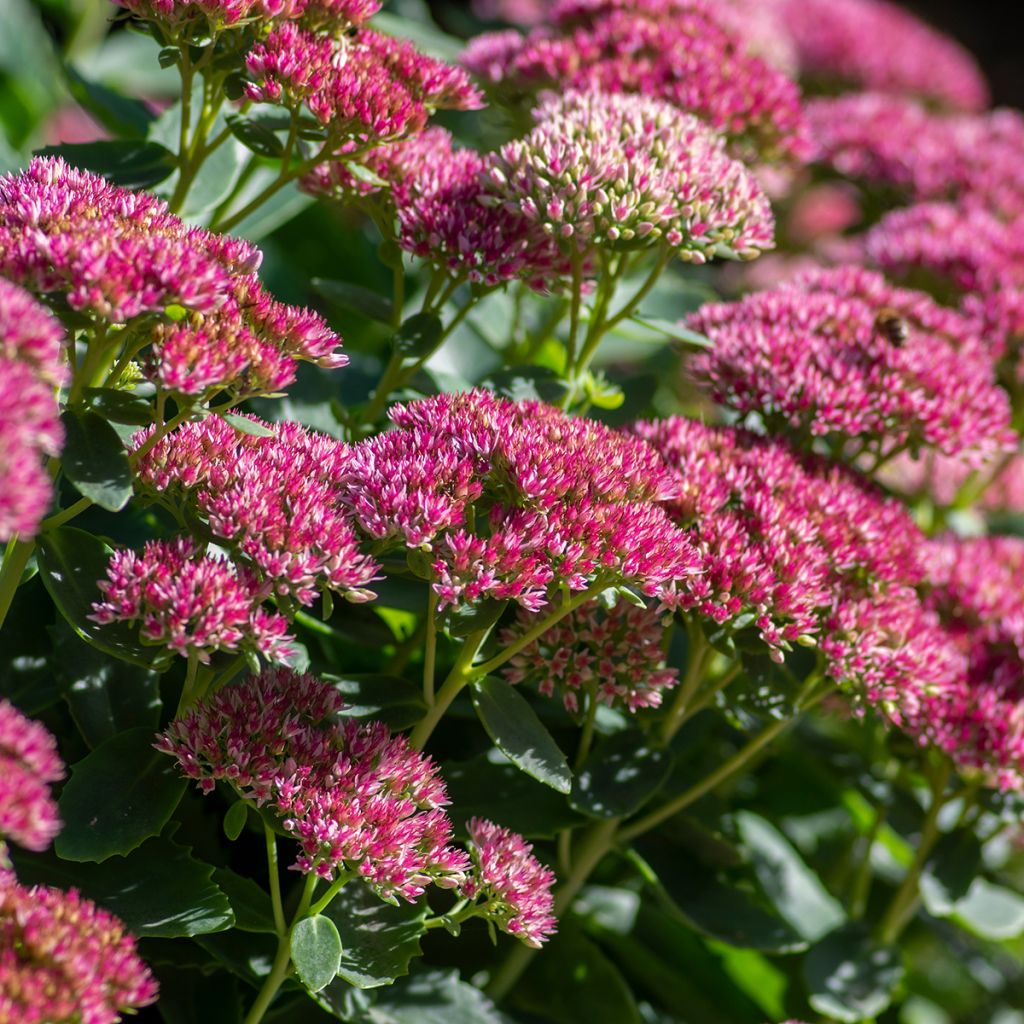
[113,0,381,32]
[689,266,1016,463]
[461,818,557,948]
[634,417,927,659]
[158,669,470,897]
[0,280,66,541]
[0,159,344,399]
[0,879,158,1024]
[486,90,775,263]
[776,0,988,111]
[501,596,679,712]
[0,700,64,857]
[462,0,809,162]
[90,536,294,664]
[244,23,482,150]
[131,415,380,605]
[341,390,701,611]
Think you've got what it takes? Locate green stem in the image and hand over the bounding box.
[243,933,293,1024]
[657,622,709,744]
[564,251,585,375]
[574,688,599,770]
[39,496,93,533]
[423,589,439,707]
[308,871,352,917]
[175,650,201,716]
[0,538,34,631]
[681,661,743,723]
[849,801,888,921]
[265,823,287,936]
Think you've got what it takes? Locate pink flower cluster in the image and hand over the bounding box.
[486,90,775,263]
[689,266,1014,464]
[0,158,344,399]
[462,0,809,161]
[132,415,380,605]
[0,700,64,856]
[501,597,678,712]
[776,0,988,111]
[158,668,470,896]
[245,23,482,149]
[113,0,381,31]
[90,536,294,664]
[1,879,157,1024]
[462,818,556,948]
[0,280,66,541]
[341,390,700,611]
[879,449,1024,515]
[635,416,925,660]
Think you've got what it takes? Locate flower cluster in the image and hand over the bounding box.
[776,0,988,111]
[0,158,344,399]
[500,596,678,712]
[689,266,1015,463]
[113,0,382,32]
[486,90,775,263]
[0,700,64,857]
[462,818,557,948]
[0,879,158,1024]
[462,0,809,161]
[0,280,66,541]
[158,668,470,896]
[342,390,700,611]
[132,415,380,605]
[90,536,294,664]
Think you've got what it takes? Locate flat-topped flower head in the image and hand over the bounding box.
[634,417,926,658]
[487,90,775,263]
[132,416,379,606]
[689,266,1015,464]
[0,701,64,857]
[158,669,469,896]
[776,0,987,111]
[0,281,66,541]
[342,390,700,611]
[113,0,381,32]
[1,879,157,1024]
[501,596,678,712]
[463,0,809,162]
[462,818,556,947]
[90,536,294,665]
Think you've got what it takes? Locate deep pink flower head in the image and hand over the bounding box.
[689,266,1015,464]
[132,415,380,606]
[463,0,809,161]
[501,596,678,712]
[634,417,926,658]
[245,24,482,148]
[776,0,988,111]
[0,701,64,856]
[90,536,294,665]
[487,90,775,263]
[0,879,157,1024]
[342,390,700,611]
[112,0,380,30]
[0,280,66,542]
[158,668,469,896]
[462,818,556,948]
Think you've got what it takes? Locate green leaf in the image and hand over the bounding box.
[570,729,673,819]
[318,883,427,990]
[442,598,509,639]
[950,879,1024,940]
[471,677,572,794]
[328,673,426,731]
[371,12,463,60]
[61,410,134,511]
[212,868,277,934]
[64,65,155,138]
[56,726,186,862]
[221,412,276,437]
[805,924,903,1023]
[735,811,846,943]
[628,315,712,348]
[226,113,284,157]
[313,278,393,324]
[291,914,343,993]
[84,386,155,426]
[482,366,568,405]
[223,800,249,841]
[919,829,984,917]
[12,836,233,937]
[177,118,245,220]
[36,527,157,667]
[394,312,443,359]
[34,140,175,189]
[143,965,242,1024]
[344,969,508,1024]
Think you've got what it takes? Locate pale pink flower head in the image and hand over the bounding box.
[158,668,470,897]
[689,266,1016,465]
[501,596,678,712]
[487,90,775,263]
[0,879,158,1024]
[132,416,380,606]
[462,818,557,948]
[777,0,988,111]
[463,0,809,162]
[0,700,64,856]
[90,536,294,665]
